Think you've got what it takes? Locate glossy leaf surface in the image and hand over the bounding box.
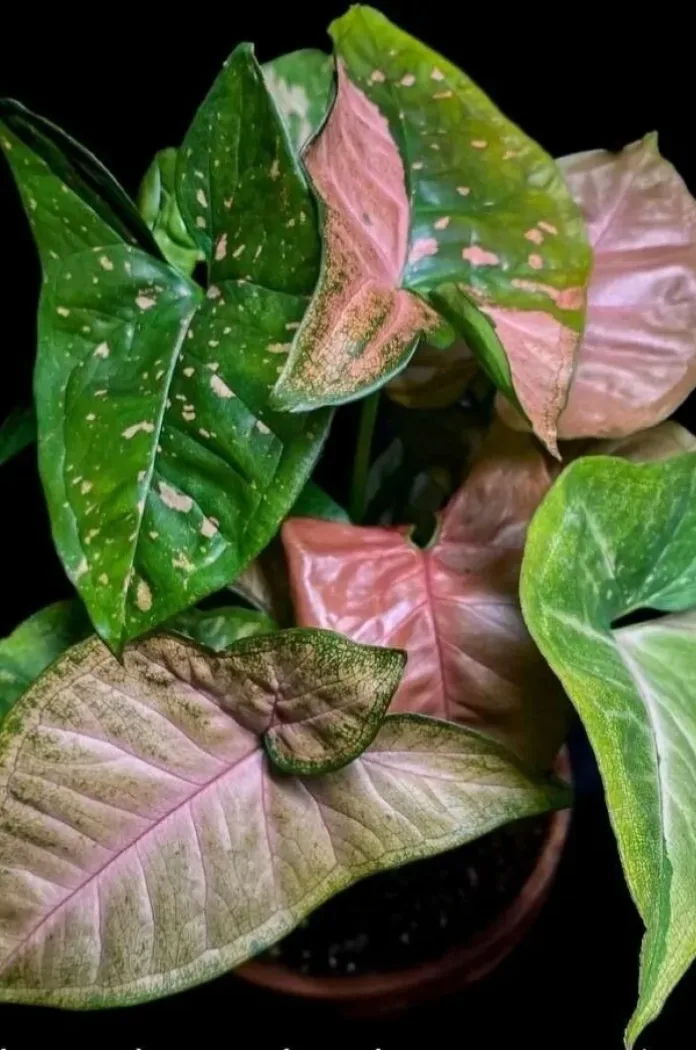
[0,630,565,1007]
[274,6,590,453]
[0,49,330,651]
[0,601,91,719]
[283,423,568,768]
[521,453,696,1045]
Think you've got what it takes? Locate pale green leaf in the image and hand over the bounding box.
[521,453,696,1046]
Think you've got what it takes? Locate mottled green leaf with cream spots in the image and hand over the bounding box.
[263,49,335,154]
[521,453,696,1046]
[177,43,319,296]
[0,601,91,719]
[0,629,566,1007]
[0,49,330,652]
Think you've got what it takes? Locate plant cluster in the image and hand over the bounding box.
[1,8,695,1045]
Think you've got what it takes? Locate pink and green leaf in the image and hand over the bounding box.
[282,422,569,769]
[274,6,591,454]
[272,62,440,411]
[0,630,566,1007]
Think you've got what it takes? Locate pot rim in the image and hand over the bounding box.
[235,751,572,1002]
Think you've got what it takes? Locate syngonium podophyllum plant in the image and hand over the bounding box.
[1,6,696,1044]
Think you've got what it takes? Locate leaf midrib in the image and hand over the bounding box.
[0,732,261,979]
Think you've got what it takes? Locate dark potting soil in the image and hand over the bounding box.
[262,816,549,978]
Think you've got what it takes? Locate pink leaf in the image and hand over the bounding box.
[282,424,568,769]
[0,631,564,1006]
[272,63,439,410]
[558,135,696,438]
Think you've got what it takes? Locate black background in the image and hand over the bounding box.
[0,3,694,1047]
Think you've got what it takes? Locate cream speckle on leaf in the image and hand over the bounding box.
[122,421,155,440]
[210,373,235,399]
[135,578,153,611]
[158,481,194,513]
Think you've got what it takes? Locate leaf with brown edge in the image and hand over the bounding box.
[0,630,566,1008]
[272,61,441,412]
[282,421,569,770]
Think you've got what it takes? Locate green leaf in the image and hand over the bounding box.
[176,43,319,297]
[0,404,35,467]
[0,99,159,259]
[0,601,91,719]
[290,480,350,522]
[168,604,276,650]
[0,47,330,653]
[137,148,203,277]
[0,629,566,1007]
[263,49,335,154]
[275,6,591,454]
[521,453,696,1046]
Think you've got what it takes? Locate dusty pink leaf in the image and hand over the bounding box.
[576,420,696,463]
[0,631,564,1007]
[385,336,477,408]
[272,62,439,411]
[282,423,569,769]
[229,538,294,626]
[558,135,696,438]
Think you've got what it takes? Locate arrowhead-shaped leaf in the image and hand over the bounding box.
[0,48,330,652]
[0,629,566,1007]
[556,136,696,439]
[274,6,591,454]
[282,423,568,769]
[263,49,335,154]
[0,601,91,719]
[521,453,696,1046]
[0,405,35,468]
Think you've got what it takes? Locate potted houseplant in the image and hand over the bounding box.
[1,6,695,1046]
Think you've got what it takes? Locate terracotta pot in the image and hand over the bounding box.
[235,754,572,1018]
